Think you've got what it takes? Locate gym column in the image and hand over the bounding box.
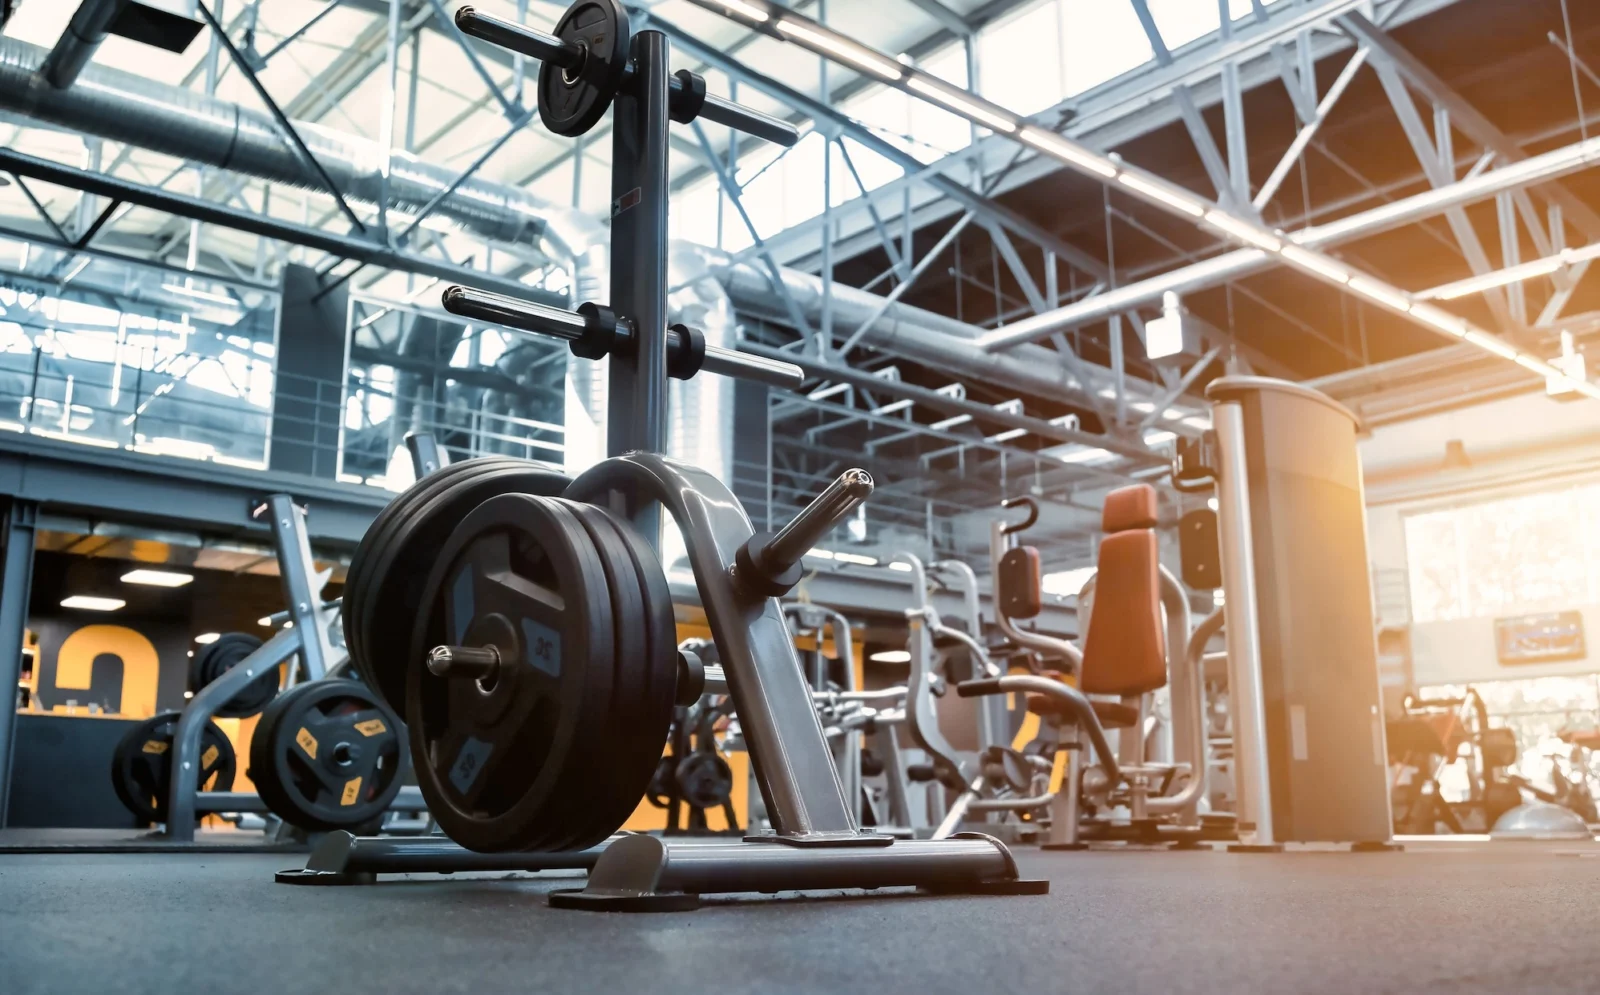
[0,498,38,827]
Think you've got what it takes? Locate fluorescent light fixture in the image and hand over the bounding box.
[161,283,238,307]
[0,420,23,433]
[888,561,913,572]
[1280,245,1351,284]
[905,76,1017,133]
[1347,276,1413,313]
[1431,256,1564,300]
[61,595,125,612]
[713,0,769,23]
[1182,415,1212,430]
[184,690,194,698]
[1144,430,1177,445]
[1463,329,1519,361]
[776,18,903,81]
[988,427,1027,443]
[869,649,912,664]
[194,632,221,645]
[1145,315,1184,360]
[931,413,971,430]
[1058,446,1113,463]
[1409,303,1468,337]
[1204,211,1281,251]
[1017,126,1117,178]
[1116,172,1205,217]
[1129,401,1156,413]
[121,569,193,588]
[257,616,275,627]
[834,552,879,566]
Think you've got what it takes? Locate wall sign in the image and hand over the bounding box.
[1495,611,1587,665]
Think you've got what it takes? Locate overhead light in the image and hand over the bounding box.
[1144,430,1176,445]
[1115,172,1205,217]
[806,548,835,560]
[887,561,913,572]
[712,0,770,23]
[1017,126,1117,178]
[988,427,1027,443]
[1347,276,1413,313]
[1280,245,1351,284]
[183,690,194,698]
[1058,446,1113,463]
[776,18,903,81]
[869,649,912,664]
[120,569,194,588]
[931,413,972,430]
[61,595,125,612]
[1409,303,1468,337]
[194,632,221,644]
[1204,210,1282,251]
[1463,329,1519,361]
[905,76,1018,133]
[834,552,879,566]
[1430,256,1565,300]
[1182,415,1212,430]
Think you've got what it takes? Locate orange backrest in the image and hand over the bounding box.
[1081,484,1167,697]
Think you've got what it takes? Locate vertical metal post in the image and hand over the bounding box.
[1214,400,1274,845]
[818,1,832,357]
[607,29,672,543]
[264,494,333,681]
[0,500,38,827]
[378,0,402,238]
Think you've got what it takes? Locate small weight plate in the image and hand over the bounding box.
[673,751,733,809]
[109,711,236,823]
[537,0,631,138]
[248,679,408,831]
[406,493,617,852]
[344,457,570,708]
[190,632,277,718]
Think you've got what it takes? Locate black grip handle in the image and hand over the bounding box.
[1000,496,1038,534]
[957,678,1005,698]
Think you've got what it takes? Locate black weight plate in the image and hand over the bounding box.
[344,456,531,690]
[109,711,236,823]
[557,504,661,849]
[537,0,630,138]
[570,503,677,838]
[406,493,617,852]
[346,457,570,708]
[674,752,734,809]
[192,633,277,719]
[248,679,408,831]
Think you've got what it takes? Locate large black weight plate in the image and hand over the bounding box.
[343,457,570,709]
[537,0,630,138]
[248,679,408,831]
[190,632,277,718]
[407,494,627,852]
[109,711,236,823]
[561,503,676,848]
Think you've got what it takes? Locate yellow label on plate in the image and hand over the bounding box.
[1048,749,1069,796]
[341,777,362,806]
[201,745,219,769]
[142,740,169,755]
[295,727,318,760]
[354,719,387,737]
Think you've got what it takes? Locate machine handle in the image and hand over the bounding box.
[999,495,1038,534]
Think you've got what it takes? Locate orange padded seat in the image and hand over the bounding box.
[1080,484,1167,698]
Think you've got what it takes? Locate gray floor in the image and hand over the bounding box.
[2,841,1598,994]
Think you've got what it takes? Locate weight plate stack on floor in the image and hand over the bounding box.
[109,712,236,823]
[189,633,277,718]
[342,456,571,710]
[248,679,409,832]
[406,492,677,852]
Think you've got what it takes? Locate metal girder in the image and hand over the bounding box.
[0,147,565,306]
[650,15,1111,282]
[898,0,971,37]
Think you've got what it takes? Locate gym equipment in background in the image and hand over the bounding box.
[248,679,409,833]
[188,632,277,718]
[109,712,235,823]
[287,0,1044,908]
[1174,377,1396,851]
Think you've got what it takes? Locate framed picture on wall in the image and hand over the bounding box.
[1494,611,1587,665]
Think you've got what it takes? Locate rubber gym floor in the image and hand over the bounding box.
[3,839,1596,994]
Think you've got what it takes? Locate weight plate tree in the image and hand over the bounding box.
[110,712,236,823]
[248,679,408,831]
[342,455,571,709]
[189,632,278,718]
[404,493,675,852]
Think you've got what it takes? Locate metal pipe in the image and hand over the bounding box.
[38,0,121,89]
[1146,603,1222,816]
[957,675,1120,785]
